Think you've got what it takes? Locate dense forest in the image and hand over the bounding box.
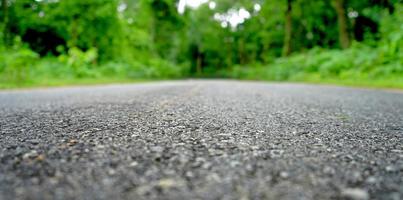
[0,0,402,88]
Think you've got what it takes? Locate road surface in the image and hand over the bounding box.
[0,80,402,200]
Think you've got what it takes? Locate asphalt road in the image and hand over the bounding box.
[0,80,402,200]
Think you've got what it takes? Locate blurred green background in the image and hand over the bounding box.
[0,0,402,88]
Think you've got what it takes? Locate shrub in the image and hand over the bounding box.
[58,47,98,77]
[0,38,39,83]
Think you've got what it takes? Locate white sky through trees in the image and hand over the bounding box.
[177,0,209,13]
[178,0,261,28]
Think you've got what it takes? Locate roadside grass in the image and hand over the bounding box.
[289,74,403,90]
[1,56,402,90]
[1,74,402,90]
[0,77,148,89]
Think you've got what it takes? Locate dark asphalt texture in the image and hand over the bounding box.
[0,80,402,200]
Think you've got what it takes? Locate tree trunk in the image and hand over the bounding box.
[196,51,202,75]
[332,0,350,49]
[282,0,292,57]
[238,37,245,65]
[1,0,7,23]
[69,17,79,48]
[2,0,8,44]
[226,38,233,68]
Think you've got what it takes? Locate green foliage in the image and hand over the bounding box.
[0,37,39,83]
[378,4,403,64]
[213,2,403,87]
[226,42,402,83]
[129,58,188,79]
[58,47,98,77]
[0,0,402,89]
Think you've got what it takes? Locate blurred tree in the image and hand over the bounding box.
[332,0,350,49]
[0,0,401,82]
[282,0,292,56]
[147,0,183,60]
[1,0,9,44]
[8,0,123,60]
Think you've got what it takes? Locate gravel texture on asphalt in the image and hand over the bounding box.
[0,80,402,200]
